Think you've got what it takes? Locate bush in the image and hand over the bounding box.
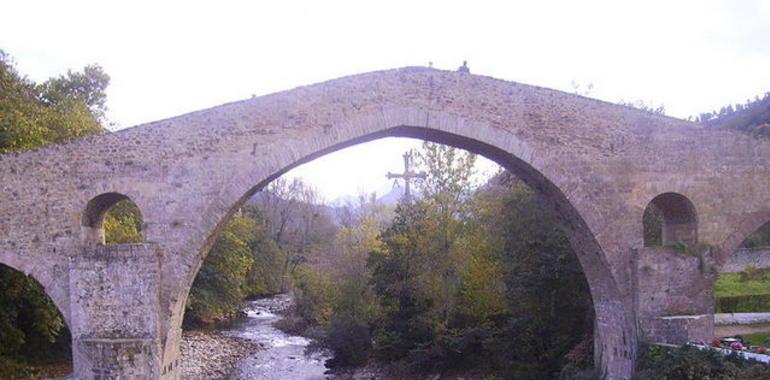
[716,294,770,313]
[635,343,770,380]
[322,314,372,368]
[559,364,600,380]
[738,266,770,282]
[292,266,334,327]
[0,357,39,380]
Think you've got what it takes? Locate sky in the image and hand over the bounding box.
[2,0,769,200]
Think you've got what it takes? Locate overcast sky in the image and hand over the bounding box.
[2,0,768,200]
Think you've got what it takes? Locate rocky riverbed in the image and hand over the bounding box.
[49,295,458,380]
[180,294,331,380]
[179,330,262,379]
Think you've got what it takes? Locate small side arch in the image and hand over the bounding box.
[643,192,698,246]
[82,192,144,245]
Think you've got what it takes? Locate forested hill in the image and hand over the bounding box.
[698,92,770,135]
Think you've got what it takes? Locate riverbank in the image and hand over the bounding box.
[180,331,261,379]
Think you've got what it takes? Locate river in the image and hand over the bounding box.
[224,294,331,380]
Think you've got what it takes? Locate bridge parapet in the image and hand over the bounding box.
[69,243,162,379]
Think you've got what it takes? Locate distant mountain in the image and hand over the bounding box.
[376,186,406,206]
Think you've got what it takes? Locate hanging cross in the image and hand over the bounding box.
[387,151,427,200]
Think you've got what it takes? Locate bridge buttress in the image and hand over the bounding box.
[69,244,164,379]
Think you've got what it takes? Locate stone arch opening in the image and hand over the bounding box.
[0,262,73,377]
[643,192,698,247]
[82,192,144,245]
[170,125,631,379]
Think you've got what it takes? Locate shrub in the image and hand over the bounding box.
[635,343,770,380]
[739,266,770,282]
[716,294,770,313]
[322,314,372,368]
[0,357,39,380]
[292,266,334,327]
[559,364,600,380]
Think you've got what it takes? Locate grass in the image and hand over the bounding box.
[743,332,770,346]
[715,272,770,298]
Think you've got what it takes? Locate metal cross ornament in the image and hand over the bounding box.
[387,151,427,200]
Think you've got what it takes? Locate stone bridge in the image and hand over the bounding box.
[1,67,770,379]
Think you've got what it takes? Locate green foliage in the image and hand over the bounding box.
[634,343,770,380]
[321,314,372,368]
[698,92,770,135]
[738,265,770,282]
[103,200,143,244]
[712,268,770,313]
[716,294,770,313]
[292,266,335,327]
[0,356,40,380]
[186,218,254,324]
[242,206,286,297]
[185,208,286,326]
[0,265,66,357]
[292,146,594,378]
[559,364,600,380]
[742,332,770,346]
[367,202,438,362]
[482,180,593,379]
[715,271,770,297]
[0,264,70,375]
[0,49,108,154]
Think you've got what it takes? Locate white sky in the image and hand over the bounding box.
[2,0,769,200]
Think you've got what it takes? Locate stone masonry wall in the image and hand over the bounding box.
[643,315,714,344]
[636,247,717,343]
[721,247,770,272]
[69,244,162,379]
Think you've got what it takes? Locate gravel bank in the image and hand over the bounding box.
[180,330,261,380]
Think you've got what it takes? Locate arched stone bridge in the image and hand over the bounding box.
[1,67,769,379]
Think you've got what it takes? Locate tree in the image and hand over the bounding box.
[481,174,594,379]
[252,178,336,290]
[185,215,256,325]
[241,206,286,296]
[697,92,770,135]
[0,49,108,154]
[367,201,437,361]
[414,142,478,325]
[104,200,143,244]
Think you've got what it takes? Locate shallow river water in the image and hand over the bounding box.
[225,295,331,380]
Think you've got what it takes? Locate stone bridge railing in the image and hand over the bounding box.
[721,247,770,273]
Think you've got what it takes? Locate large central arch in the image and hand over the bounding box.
[164,114,635,378]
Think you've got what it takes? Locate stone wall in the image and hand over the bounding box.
[69,244,162,379]
[721,247,770,272]
[636,247,717,343]
[643,315,714,344]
